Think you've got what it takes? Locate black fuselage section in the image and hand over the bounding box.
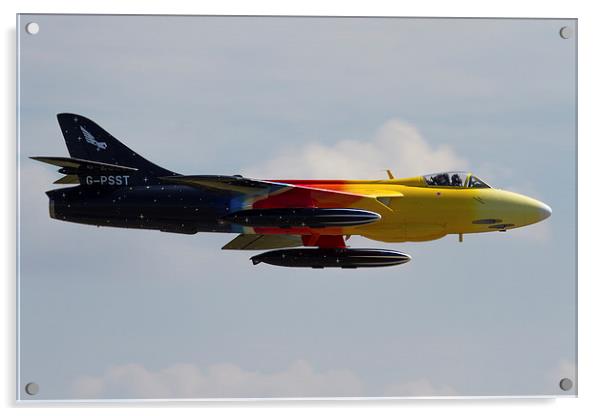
[47,184,237,234]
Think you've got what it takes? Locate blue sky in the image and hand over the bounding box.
[17,15,576,399]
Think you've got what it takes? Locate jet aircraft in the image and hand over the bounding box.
[32,114,552,268]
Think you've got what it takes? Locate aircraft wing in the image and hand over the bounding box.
[159,175,401,212]
[159,175,280,194]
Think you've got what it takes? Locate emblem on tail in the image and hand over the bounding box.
[80,125,107,150]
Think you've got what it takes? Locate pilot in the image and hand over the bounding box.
[436,174,450,186]
[451,174,462,186]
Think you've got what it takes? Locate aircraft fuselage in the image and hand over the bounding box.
[35,113,552,268]
[47,179,551,243]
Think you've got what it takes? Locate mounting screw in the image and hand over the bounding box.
[25,22,39,35]
[25,382,39,396]
[559,378,573,391]
[559,26,573,39]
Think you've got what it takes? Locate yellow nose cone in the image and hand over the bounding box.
[537,201,552,221]
[503,192,552,227]
[478,190,552,230]
[519,195,552,224]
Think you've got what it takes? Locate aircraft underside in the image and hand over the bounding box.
[45,184,413,268]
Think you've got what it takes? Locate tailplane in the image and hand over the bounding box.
[55,113,175,177]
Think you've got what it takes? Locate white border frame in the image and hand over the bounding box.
[3,1,598,415]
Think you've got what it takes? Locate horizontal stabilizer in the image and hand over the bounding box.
[222,234,303,250]
[53,175,80,184]
[31,156,138,173]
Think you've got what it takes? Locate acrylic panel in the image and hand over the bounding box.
[17,15,577,401]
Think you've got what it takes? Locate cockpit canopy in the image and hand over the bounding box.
[423,172,491,188]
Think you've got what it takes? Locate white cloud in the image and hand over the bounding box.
[242,119,468,179]
[72,360,461,399]
[383,378,457,397]
[71,360,364,399]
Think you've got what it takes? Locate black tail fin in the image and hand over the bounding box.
[56,113,175,177]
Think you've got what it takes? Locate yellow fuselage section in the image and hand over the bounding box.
[298,177,551,243]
